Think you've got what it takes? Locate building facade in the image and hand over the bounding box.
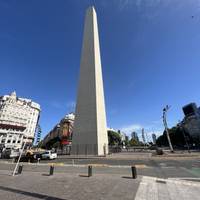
[131,131,139,142]
[182,103,200,140]
[152,133,157,144]
[41,113,74,154]
[0,91,40,149]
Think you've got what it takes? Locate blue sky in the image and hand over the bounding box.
[0,0,200,140]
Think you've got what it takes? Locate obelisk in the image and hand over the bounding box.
[71,6,108,155]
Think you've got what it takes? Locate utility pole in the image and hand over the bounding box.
[162,105,174,153]
[12,136,27,176]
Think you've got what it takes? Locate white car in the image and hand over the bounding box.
[41,151,57,160]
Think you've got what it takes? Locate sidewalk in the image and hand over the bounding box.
[0,170,140,200]
[154,151,200,158]
[135,176,200,200]
[0,169,199,200]
[0,161,198,179]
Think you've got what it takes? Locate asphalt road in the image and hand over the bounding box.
[38,153,200,169]
[3,156,200,168]
[1,152,200,179]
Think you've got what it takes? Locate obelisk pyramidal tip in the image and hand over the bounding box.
[71,7,108,155]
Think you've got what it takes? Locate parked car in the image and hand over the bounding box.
[41,151,57,160]
[1,148,19,159]
[14,150,43,163]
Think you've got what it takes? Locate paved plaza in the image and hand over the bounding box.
[0,152,200,199]
[0,170,140,200]
[135,176,200,200]
[0,169,200,200]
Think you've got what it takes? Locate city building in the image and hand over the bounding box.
[71,7,108,155]
[120,132,126,142]
[0,91,40,149]
[182,103,200,139]
[117,130,127,142]
[152,133,157,144]
[42,114,125,154]
[131,131,139,142]
[142,128,146,143]
[41,113,74,154]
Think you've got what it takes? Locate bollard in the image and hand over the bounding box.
[49,165,54,176]
[88,165,92,177]
[18,164,23,174]
[131,166,137,179]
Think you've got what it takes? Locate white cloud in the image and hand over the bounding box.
[121,124,143,134]
[120,121,164,141]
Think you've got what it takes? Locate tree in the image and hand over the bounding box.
[156,125,192,147]
[107,130,122,146]
[129,138,140,146]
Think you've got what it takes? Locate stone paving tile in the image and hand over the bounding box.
[0,171,140,200]
[1,169,200,200]
[135,176,200,200]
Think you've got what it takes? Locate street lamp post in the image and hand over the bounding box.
[162,105,174,153]
[12,136,27,176]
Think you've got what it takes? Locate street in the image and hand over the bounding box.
[1,152,200,179]
[0,152,200,199]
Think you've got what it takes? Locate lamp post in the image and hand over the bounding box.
[12,136,27,176]
[162,105,174,153]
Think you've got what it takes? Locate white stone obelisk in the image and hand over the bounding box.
[71,6,108,156]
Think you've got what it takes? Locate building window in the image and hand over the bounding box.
[7,140,11,143]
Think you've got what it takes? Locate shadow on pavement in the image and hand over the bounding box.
[79,174,90,177]
[0,185,65,200]
[121,176,134,179]
[42,173,51,176]
[0,173,12,177]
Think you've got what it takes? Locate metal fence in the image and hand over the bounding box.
[54,144,108,156]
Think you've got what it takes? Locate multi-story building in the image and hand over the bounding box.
[131,131,139,142]
[41,113,74,154]
[181,103,200,140]
[152,133,157,144]
[119,131,126,142]
[0,91,40,149]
